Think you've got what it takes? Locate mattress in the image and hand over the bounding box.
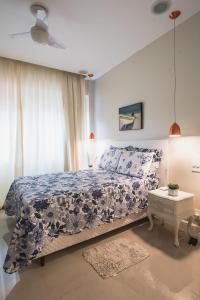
[3,168,158,273]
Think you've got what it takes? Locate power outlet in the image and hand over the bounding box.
[192,162,200,173]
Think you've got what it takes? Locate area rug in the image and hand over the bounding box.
[82,237,149,279]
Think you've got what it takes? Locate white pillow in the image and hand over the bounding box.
[117,151,154,178]
[99,148,122,171]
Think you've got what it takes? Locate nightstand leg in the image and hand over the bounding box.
[174,220,180,247]
[147,212,154,231]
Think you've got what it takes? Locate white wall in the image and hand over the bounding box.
[169,137,200,209]
[94,12,200,207]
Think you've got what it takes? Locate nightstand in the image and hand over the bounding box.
[147,189,194,247]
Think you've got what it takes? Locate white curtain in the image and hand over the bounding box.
[0,58,86,208]
[0,60,18,206]
[21,64,66,176]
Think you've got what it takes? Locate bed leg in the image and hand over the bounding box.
[40,256,45,267]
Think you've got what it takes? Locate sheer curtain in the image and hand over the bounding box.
[0,58,86,208]
[0,60,18,206]
[21,64,65,176]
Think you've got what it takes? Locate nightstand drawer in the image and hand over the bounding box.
[148,194,174,215]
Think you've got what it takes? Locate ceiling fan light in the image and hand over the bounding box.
[169,122,181,137]
[31,26,49,44]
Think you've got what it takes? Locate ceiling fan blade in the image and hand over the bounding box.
[48,35,66,49]
[9,32,30,38]
[35,18,48,31]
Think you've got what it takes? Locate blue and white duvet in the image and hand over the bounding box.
[4,169,158,273]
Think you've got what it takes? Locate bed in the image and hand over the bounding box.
[3,139,168,274]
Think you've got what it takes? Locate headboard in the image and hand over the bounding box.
[95,139,169,187]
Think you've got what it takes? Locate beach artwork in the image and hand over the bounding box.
[119,102,143,131]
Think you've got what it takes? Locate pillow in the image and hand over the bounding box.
[110,146,162,162]
[110,145,134,151]
[111,146,162,176]
[117,151,154,178]
[99,148,122,171]
[132,147,162,163]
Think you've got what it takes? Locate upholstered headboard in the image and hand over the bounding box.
[95,139,169,187]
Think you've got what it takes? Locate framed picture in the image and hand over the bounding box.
[119,102,143,131]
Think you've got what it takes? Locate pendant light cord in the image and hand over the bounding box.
[173,19,177,122]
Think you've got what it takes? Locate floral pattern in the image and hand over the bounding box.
[3,169,158,273]
[132,148,162,177]
[111,146,162,177]
[99,148,122,171]
[117,151,154,178]
[110,145,135,151]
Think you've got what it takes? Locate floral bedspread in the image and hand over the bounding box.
[4,169,158,273]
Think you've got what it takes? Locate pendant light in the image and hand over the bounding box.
[169,10,181,137]
[89,132,95,140]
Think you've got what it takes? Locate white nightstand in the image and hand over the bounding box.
[147,189,194,247]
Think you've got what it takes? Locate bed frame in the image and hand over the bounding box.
[36,139,169,266]
[36,210,147,266]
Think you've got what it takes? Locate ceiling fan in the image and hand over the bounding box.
[9,4,66,49]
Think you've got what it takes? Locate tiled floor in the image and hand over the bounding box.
[1,209,200,300]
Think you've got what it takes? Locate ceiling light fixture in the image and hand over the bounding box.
[152,0,171,15]
[87,73,94,79]
[79,71,94,79]
[169,10,181,137]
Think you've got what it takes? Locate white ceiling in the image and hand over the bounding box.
[0,0,200,78]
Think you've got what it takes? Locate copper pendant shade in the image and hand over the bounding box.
[169,10,181,19]
[89,132,95,139]
[169,122,181,137]
[169,10,181,137]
